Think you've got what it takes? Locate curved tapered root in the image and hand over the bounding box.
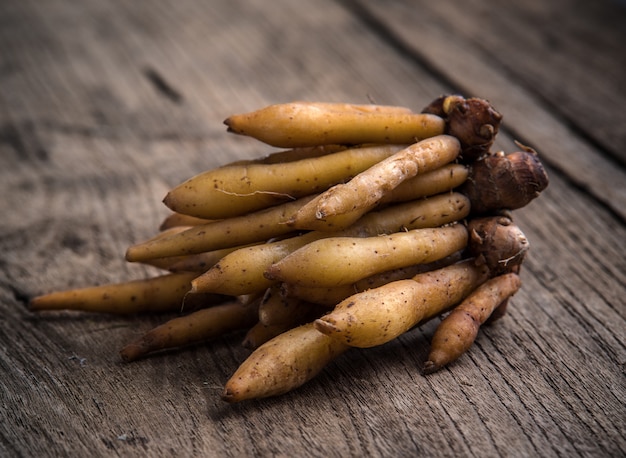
[29,272,199,314]
[424,272,522,374]
[119,301,258,362]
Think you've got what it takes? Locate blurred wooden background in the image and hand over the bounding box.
[1,0,624,456]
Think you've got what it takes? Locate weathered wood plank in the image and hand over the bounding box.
[1,0,624,456]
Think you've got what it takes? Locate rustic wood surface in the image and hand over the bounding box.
[1,0,624,456]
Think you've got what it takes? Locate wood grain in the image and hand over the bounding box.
[1,0,624,456]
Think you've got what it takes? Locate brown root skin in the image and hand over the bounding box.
[423,272,522,374]
[461,148,549,215]
[467,216,529,277]
[422,95,502,162]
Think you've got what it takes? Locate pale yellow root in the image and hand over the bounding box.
[190,232,320,297]
[29,272,199,314]
[222,323,350,402]
[424,273,522,373]
[289,163,468,231]
[299,135,461,220]
[190,193,470,296]
[265,224,468,288]
[347,192,470,236]
[314,259,490,348]
[224,102,444,148]
[287,210,365,234]
[282,252,463,306]
[163,144,405,219]
[382,164,469,203]
[119,300,258,362]
[125,195,314,262]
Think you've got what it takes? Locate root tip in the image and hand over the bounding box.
[28,294,61,312]
[422,360,440,375]
[221,387,240,403]
[28,297,42,311]
[119,345,142,363]
[162,192,176,211]
[124,247,137,262]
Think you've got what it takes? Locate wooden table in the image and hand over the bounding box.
[2,0,624,456]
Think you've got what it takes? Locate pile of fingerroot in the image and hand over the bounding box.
[31,95,549,402]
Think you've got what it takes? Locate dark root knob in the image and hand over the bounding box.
[461,148,549,215]
[446,97,503,162]
[468,216,529,276]
[422,95,502,162]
